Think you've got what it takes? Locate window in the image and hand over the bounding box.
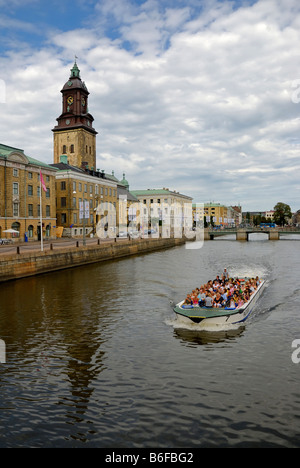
[28,172,33,179]
[79,183,82,192]
[73,197,76,208]
[28,204,33,216]
[73,181,76,192]
[46,205,50,217]
[62,145,67,154]
[61,197,66,207]
[61,181,66,190]
[13,183,19,195]
[70,144,74,153]
[84,184,87,192]
[13,169,18,177]
[28,185,33,196]
[73,213,77,224]
[13,203,19,217]
[61,213,67,224]
[46,188,50,199]
[28,225,34,238]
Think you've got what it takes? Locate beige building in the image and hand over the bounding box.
[131,188,193,235]
[0,144,57,241]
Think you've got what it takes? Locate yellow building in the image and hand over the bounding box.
[0,144,57,241]
[192,203,241,226]
[51,157,118,237]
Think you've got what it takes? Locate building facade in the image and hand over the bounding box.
[0,144,57,240]
[51,62,139,238]
[131,188,193,235]
[52,60,97,170]
[192,202,242,227]
[51,158,118,237]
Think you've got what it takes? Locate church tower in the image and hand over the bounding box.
[52,60,97,169]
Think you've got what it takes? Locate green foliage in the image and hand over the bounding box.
[273,202,292,225]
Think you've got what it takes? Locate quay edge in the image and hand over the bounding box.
[0,237,186,283]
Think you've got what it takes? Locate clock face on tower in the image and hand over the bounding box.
[81,97,85,107]
[67,96,74,105]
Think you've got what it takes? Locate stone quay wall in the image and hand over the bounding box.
[0,237,186,283]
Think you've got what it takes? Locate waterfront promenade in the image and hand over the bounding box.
[0,236,129,256]
[0,226,299,257]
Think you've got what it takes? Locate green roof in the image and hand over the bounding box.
[132,189,170,195]
[193,202,227,208]
[132,188,192,199]
[0,143,56,170]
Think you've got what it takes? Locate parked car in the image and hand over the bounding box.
[117,231,128,238]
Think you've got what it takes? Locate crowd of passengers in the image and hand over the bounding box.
[183,269,261,309]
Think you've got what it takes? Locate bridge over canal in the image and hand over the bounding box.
[205,227,300,241]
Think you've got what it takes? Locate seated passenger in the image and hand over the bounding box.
[205,293,213,308]
[198,289,206,306]
[213,292,224,308]
[184,294,193,305]
[237,295,244,308]
[192,293,199,306]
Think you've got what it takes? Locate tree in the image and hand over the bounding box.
[273,202,292,226]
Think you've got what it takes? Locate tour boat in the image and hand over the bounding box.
[173,278,266,329]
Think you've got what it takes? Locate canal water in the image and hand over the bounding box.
[0,234,300,448]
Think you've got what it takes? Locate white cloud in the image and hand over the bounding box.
[0,0,300,211]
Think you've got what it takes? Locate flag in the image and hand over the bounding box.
[40,170,47,192]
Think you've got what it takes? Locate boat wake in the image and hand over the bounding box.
[165,315,243,333]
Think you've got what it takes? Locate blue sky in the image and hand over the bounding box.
[0,0,300,212]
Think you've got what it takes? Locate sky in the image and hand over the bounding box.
[0,0,300,212]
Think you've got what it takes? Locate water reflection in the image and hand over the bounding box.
[173,326,245,346]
